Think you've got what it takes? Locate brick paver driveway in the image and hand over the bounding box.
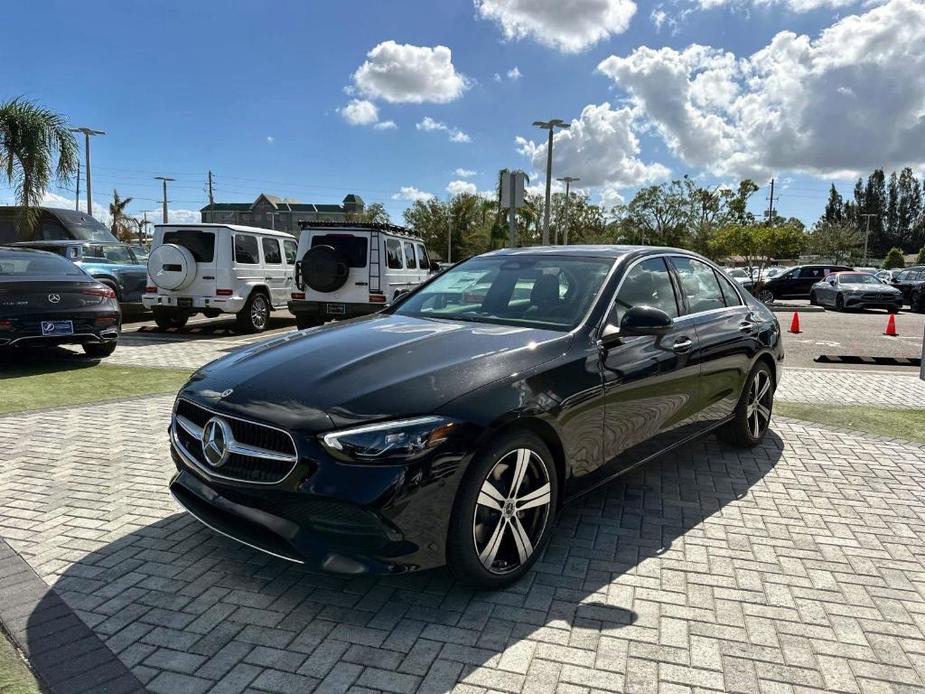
[2,394,925,693]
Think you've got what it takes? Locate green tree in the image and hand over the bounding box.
[0,98,78,236]
[109,189,134,241]
[809,221,862,265]
[916,247,925,265]
[821,184,846,225]
[882,247,905,269]
[712,222,806,288]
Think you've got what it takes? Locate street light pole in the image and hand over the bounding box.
[556,176,580,246]
[154,177,175,223]
[70,127,105,215]
[860,213,876,267]
[532,119,570,245]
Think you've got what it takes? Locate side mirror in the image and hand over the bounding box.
[620,305,674,336]
[430,261,440,273]
[393,288,411,302]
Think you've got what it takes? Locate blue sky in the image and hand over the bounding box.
[2,0,923,227]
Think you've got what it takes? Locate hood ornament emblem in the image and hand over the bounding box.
[47,294,60,303]
[220,388,233,399]
[201,417,232,468]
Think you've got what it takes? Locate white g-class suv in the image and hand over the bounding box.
[143,224,298,332]
[288,222,434,329]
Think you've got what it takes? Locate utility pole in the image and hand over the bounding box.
[446,203,452,264]
[533,119,570,245]
[766,178,778,222]
[861,213,877,267]
[207,170,215,222]
[556,176,580,245]
[75,161,81,211]
[508,171,517,248]
[154,177,175,223]
[70,127,105,216]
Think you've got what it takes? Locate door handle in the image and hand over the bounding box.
[672,337,693,354]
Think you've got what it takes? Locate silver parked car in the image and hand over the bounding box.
[810,271,902,313]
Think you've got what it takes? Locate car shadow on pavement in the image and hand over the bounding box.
[22,430,784,691]
[0,347,104,373]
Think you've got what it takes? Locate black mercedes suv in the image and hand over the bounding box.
[168,246,783,589]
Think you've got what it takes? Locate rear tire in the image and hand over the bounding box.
[152,309,188,330]
[888,305,900,315]
[912,292,925,313]
[83,341,117,358]
[809,291,818,306]
[758,289,774,304]
[295,316,322,330]
[236,291,270,333]
[717,362,774,448]
[447,429,557,590]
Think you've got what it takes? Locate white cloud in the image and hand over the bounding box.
[507,66,522,80]
[352,41,469,104]
[339,99,380,126]
[475,0,637,53]
[454,168,477,177]
[493,72,503,82]
[446,180,478,195]
[374,120,397,130]
[416,117,472,143]
[596,0,925,179]
[516,102,670,190]
[392,186,435,202]
[693,0,861,12]
[265,136,275,144]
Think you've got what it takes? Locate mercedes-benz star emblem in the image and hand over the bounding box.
[47,294,60,304]
[220,389,233,399]
[201,417,233,468]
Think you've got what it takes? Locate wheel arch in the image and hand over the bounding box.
[245,283,273,309]
[485,416,567,509]
[94,275,122,300]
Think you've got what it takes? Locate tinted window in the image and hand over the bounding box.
[283,239,298,264]
[415,244,430,270]
[234,234,259,264]
[0,251,85,277]
[262,237,282,264]
[386,238,403,269]
[85,244,136,264]
[395,256,613,331]
[672,257,726,313]
[38,220,69,240]
[403,242,417,269]
[163,230,215,262]
[714,269,742,306]
[611,258,679,324]
[798,267,826,279]
[311,234,368,268]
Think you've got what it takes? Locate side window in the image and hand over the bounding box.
[414,244,429,271]
[672,257,726,313]
[610,257,679,325]
[386,239,404,269]
[403,241,417,269]
[283,240,298,264]
[262,237,282,264]
[234,234,259,264]
[38,220,69,240]
[799,267,823,279]
[714,269,742,306]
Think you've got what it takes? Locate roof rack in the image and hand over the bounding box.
[296,220,420,238]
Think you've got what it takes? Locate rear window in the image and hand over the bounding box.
[262,237,282,264]
[0,251,85,277]
[311,234,367,268]
[163,230,215,262]
[235,234,259,264]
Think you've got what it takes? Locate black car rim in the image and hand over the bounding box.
[758,289,773,304]
[746,370,773,439]
[473,448,551,575]
[251,296,268,329]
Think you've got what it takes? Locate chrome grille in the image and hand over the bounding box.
[172,399,298,484]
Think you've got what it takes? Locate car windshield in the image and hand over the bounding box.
[131,246,149,263]
[392,255,614,331]
[838,273,880,284]
[0,251,85,277]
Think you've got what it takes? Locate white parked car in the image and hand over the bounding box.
[143,223,298,332]
[289,222,434,329]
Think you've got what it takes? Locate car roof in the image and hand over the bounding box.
[9,239,123,247]
[155,223,295,239]
[0,246,61,257]
[482,245,690,260]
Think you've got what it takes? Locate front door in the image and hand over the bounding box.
[596,257,704,484]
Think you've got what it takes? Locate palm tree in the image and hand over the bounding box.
[0,98,78,235]
[109,189,134,240]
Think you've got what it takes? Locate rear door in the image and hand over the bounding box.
[260,236,287,306]
[307,231,370,309]
[159,228,218,299]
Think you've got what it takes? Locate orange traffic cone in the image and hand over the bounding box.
[884,314,898,336]
[788,312,801,334]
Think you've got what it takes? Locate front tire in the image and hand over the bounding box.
[809,291,818,306]
[447,430,557,589]
[717,363,774,448]
[237,291,270,333]
[835,293,845,311]
[758,289,774,304]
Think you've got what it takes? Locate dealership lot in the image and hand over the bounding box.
[0,306,923,692]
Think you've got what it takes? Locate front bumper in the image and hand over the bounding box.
[168,415,470,575]
[143,293,246,313]
[843,294,902,310]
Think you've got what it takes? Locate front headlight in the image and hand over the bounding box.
[320,416,459,463]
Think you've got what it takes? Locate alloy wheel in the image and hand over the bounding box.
[472,448,551,575]
[745,370,773,439]
[758,289,774,304]
[251,295,269,330]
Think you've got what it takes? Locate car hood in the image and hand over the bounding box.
[840,283,901,293]
[182,313,572,433]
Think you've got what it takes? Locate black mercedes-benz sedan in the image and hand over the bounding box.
[0,247,120,357]
[169,246,783,589]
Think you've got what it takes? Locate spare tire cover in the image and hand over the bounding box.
[148,243,197,291]
[302,245,349,293]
